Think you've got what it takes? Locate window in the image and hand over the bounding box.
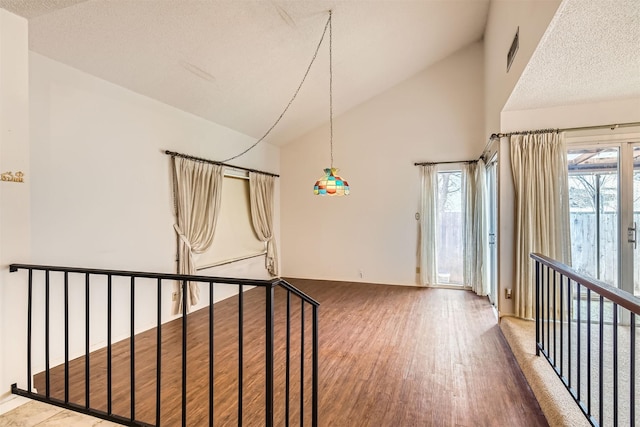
[436,171,464,284]
[193,173,265,269]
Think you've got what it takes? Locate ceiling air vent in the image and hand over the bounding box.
[507,27,519,72]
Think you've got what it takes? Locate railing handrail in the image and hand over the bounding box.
[275,279,320,307]
[530,253,640,315]
[10,263,321,308]
[9,263,279,287]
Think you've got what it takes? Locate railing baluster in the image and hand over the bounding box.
[613,302,618,427]
[265,283,274,427]
[27,269,32,394]
[576,281,581,403]
[107,275,112,415]
[553,269,557,365]
[567,275,571,388]
[238,283,244,427]
[64,272,69,404]
[181,280,187,427]
[547,265,551,358]
[300,299,305,427]
[130,276,135,421]
[157,278,163,426]
[599,294,604,427]
[285,290,291,426]
[587,288,592,416]
[45,270,50,399]
[536,261,540,356]
[631,312,636,427]
[86,273,90,408]
[560,272,564,377]
[312,304,319,427]
[209,280,214,427]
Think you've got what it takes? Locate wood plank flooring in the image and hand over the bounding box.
[34,279,548,426]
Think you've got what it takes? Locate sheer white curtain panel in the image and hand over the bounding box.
[172,157,224,312]
[419,164,438,285]
[459,162,490,294]
[462,164,474,287]
[511,132,571,319]
[249,172,279,276]
[468,160,489,295]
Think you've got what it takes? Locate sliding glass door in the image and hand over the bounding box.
[568,142,639,297]
[436,171,464,285]
[630,144,639,296]
[486,158,498,306]
[568,147,619,286]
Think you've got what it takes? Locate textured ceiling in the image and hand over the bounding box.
[0,0,88,18]
[2,0,490,146]
[505,0,640,111]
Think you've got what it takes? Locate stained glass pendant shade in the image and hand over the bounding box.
[314,168,350,196]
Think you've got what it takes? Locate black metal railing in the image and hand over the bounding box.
[9,263,319,426]
[532,253,639,427]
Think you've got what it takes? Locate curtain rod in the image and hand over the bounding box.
[490,121,640,139]
[164,150,280,178]
[414,160,477,166]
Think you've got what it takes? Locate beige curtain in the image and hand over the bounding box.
[463,161,489,295]
[172,157,224,311]
[249,172,278,276]
[462,164,474,286]
[511,132,571,319]
[419,164,438,285]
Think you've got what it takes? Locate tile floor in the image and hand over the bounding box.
[0,400,119,426]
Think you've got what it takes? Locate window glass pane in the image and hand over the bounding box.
[634,146,640,296]
[436,171,463,284]
[568,147,619,287]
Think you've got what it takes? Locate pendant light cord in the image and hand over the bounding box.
[223,11,333,163]
[329,10,333,169]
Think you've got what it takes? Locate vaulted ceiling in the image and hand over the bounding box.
[0,0,491,145]
[1,0,638,146]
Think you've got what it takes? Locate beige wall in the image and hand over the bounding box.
[484,0,562,137]
[484,0,561,316]
[28,52,280,370]
[487,1,640,317]
[281,41,484,285]
[502,97,640,131]
[0,46,281,403]
[0,9,30,406]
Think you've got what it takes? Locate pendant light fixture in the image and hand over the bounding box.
[222,10,350,196]
[313,11,350,196]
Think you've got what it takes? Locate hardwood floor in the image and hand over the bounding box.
[34,279,548,426]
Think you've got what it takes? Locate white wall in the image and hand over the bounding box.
[280,41,484,285]
[502,97,640,132]
[0,9,31,407]
[486,1,640,317]
[484,0,561,316]
[484,0,562,137]
[0,51,280,399]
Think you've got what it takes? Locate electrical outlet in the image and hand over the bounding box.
[505,288,512,299]
[359,269,363,279]
[172,291,178,302]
